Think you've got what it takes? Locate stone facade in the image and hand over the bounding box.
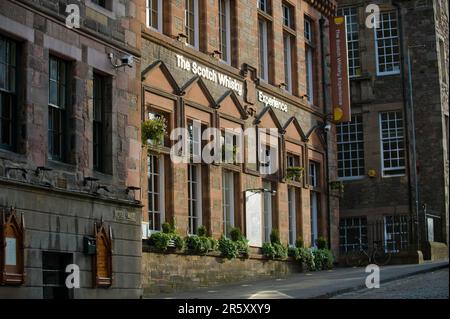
[336,0,449,256]
[0,0,142,298]
[138,0,340,255]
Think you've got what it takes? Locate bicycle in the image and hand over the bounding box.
[345,239,392,267]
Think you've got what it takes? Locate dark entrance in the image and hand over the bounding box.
[42,252,74,299]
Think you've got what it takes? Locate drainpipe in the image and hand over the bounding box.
[319,15,332,249]
[392,1,417,250]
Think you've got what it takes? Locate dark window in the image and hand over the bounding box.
[0,35,17,150]
[42,252,73,299]
[337,114,365,178]
[93,73,105,171]
[282,3,294,29]
[48,55,68,162]
[91,0,106,8]
[339,217,368,253]
[258,0,270,14]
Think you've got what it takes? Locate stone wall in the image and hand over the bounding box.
[142,250,302,296]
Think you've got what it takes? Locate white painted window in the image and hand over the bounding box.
[288,187,296,246]
[282,3,293,29]
[146,0,163,32]
[304,17,314,104]
[148,155,165,233]
[339,217,368,253]
[337,114,365,179]
[310,191,318,247]
[379,111,406,177]
[263,181,273,243]
[258,19,269,82]
[185,0,199,49]
[222,170,235,237]
[188,163,202,235]
[375,11,400,76]
[219,0,231,64]
[309,161,319,187]
[258,0,270,13]
[384,215,409,252]
[283,34,293,93]
[338,7,361,77]
[187,119,202,160]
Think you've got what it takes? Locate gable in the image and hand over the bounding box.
[217,92,246,119]
[184,81,212,107]
[142,61,178,94]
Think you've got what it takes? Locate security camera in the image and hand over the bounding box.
[324,124,332,132]
[121,55,134,68]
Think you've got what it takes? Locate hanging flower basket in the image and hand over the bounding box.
[142,117,167,147]
[286,166,304,182]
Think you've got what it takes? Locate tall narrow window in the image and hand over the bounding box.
[337,114,365,178]
[0,36,17,150]
[379,111,405,176]
[309,161,320,246]
[304,17,314,104]
[188,163,202,235]
[283,34,293,93]
[384,215,409,252]
[146,0,163,32]
[48,56,68,162]
[282,3,293,29]
[375,11,400,76]
[93,73,105,171]
[263,180,272,243]
[338,7,360,77]
[185,0,199,49]
[439,38,447,84]
[288,187,296,246]
[258,19,269,81]
[148,155,164,232]
[222,170,235,237]
[219,0,231,64]
[258,0,270,13]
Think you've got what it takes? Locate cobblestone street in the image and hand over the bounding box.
[334,268,449,299]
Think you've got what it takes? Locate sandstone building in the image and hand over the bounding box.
[336,0,448,259]
[0,0,142,298]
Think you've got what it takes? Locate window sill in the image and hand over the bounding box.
[47,159,76,173]
[85,0,116,19]
[0,148,27,163]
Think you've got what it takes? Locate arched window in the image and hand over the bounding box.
[93,221,113,288]
[1,207,25,285]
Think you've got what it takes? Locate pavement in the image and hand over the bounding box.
[149,260,449,299]
[333,268,448,299]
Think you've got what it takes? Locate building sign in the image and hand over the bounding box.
[330,16,351,122]
[257,91,288,113]
[176,54,243,96]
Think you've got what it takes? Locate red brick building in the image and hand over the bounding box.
[138,0,340,252]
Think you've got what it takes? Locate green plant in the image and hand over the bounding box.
[270,229,281,245]
[229,227,243,241]
[298,247,315,271]
[185,235,212,255]
[142,117,167,146]
[288,247,300,260]
[316,236,328,250]
[262,242,276,259]
[235,238,250,258]
[295,236,304,249]
[209,237,218,251]
[162,222,171,234]
[149,232,171,251]
[286,166,304,182]
[172,234,184,250]
[312,249,334,270]
[273,243,288,259]
[218,236,239,260]
[197,225,207,237]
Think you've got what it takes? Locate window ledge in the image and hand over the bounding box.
[85,0,116,19]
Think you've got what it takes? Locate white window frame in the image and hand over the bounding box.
[146,0,163,32]
[306,46,314,104]
[258,0,269,13]
[258,19,269,82]
[148,154,165,234]
[337,114,365,180]
[309,161,318,187]
[374,11,401,76]
[219,0,231,65]
[222,170,235,237]
[384,215,409,253]
[339,217,368,253]
[379,111,406,177]
[288,187,297,247]
[263,181,272,243]
[338,6,360,78]
[282,3,293,29]
[283,34,293,93]
[188,163,202,235]
[185,0,200,49]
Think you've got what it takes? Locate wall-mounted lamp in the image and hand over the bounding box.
[108,52,134,69]
[245,188,277,196]
[175,33,188,44]
[278,82,287,90]
[210,50,222,59]
[34,166,52,176]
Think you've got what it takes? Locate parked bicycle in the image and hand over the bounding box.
[345,239,392,267]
